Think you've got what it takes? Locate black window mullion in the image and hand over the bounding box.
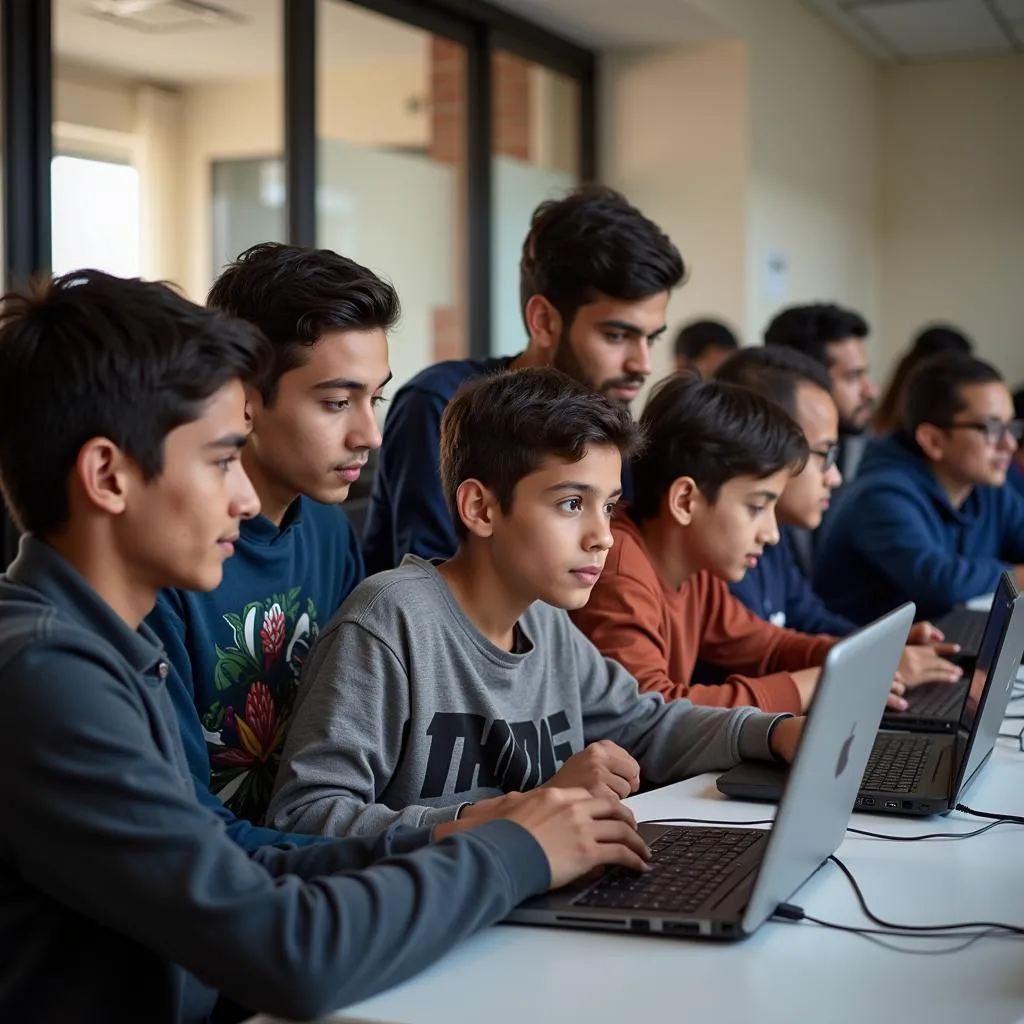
[466,22,493,361]
[284,0,317,247]
[2,0,53,566]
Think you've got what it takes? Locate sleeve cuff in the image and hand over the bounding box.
[460,818,552,902]
[738,711,793,762]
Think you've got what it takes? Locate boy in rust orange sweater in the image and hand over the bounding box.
[572,374,909,715]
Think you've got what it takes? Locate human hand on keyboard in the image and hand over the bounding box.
[896,643,963,689]
[507,788,650,888]
[541,740,641,801]
[906,621,945,645]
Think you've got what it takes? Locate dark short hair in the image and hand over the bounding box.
[873,324,973,434]
[910,324,972,358]
[630,374,809,523]
[519,185,686,328]
[674,319,739,362]
[440,368,643,541]
[900,353,1004,436]
[208,242,399,404]
[714,345,832,421]
[764,303,869,367]
[0,270,270,537]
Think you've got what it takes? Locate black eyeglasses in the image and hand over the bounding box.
[939,420,1024,446]
[808,442,840,473]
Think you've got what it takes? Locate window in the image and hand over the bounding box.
[51,155,141,277]
[491,52,581,357]
[52,0,285,299]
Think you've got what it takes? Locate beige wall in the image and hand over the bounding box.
[737,3,878,354]
[879,55,1024,386]
[601,41,749,392]
[601,0,879,377]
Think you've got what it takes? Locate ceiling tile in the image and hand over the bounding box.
[853,0,1013,57]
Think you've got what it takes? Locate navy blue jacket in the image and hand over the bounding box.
[1009,460,1024,499]
[0,537,549,1024]
[731,531,855,636]
[362,356,513,574]
[147,497,364,833]
[815,433,1024,624]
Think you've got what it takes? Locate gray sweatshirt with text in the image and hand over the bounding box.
[268,556,785,837]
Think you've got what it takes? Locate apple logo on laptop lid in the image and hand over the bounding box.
[835,725,856,778]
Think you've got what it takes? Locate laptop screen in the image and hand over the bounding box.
[956,580,1010,738]
[952,573,1021,794]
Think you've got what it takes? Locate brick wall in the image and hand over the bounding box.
[428,41,533,362]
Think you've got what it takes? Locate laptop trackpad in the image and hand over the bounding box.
[716,761,788,802]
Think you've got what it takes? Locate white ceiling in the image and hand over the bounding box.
[494,0,1024,61]
[487,0,728,49]
[805,0,1024,61]
[52,0,1024,87]
[54,0,426,85]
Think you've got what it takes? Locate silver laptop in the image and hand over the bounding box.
[506,602,914,941]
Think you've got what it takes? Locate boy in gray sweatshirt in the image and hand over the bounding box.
[0,275,648,1024]
[268,368,804,839]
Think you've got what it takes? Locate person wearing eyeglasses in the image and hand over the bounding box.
[814,352,1024,625]
[715,345,963,690]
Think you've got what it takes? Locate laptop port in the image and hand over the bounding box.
[902,801,914,811]
[860,797,875,807]
[884,801,898,809]
[662,920,701,936]
[631,919,650,932]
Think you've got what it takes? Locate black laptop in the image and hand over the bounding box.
[881,577,1015,733]
[935,603,990,656]
[718,572,1024,818]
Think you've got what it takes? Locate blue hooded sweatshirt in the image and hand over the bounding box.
[731,530,855,636]
[1009,460,1024,499]
[814,433,1024,624]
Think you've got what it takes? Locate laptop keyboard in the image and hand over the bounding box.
[862,735,933,793]
[904,680,967,719]
[936,608,987,653]
[573,827,763,914]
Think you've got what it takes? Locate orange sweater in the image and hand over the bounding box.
[571,515,836,715]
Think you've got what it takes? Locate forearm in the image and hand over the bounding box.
[267,785,462,839]
[627,702,785,785]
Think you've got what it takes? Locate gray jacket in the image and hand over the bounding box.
[0,538,549,1024]
[269,556,785,837]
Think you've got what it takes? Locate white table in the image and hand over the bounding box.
[250,709,1024,1024]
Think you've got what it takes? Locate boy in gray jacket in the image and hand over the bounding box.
[0,275,647,1024]
[269,369,804,838]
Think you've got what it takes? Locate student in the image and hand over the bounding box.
[673,318,739,376]
[716,345,962,689]
[571,373,842,715]
[0,272,650,1023]
[765,302,878,445]
[815,353,1024,624]
[873,324,972,435]
[765,302,877,577]
[267,369,802,838]
[147,243,385,830]
[362,184,686,574]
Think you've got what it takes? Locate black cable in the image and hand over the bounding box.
[845,819,1008,841]
[796,916,1010,955]
[955,803,1024,826]
[828,853,1024,936]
